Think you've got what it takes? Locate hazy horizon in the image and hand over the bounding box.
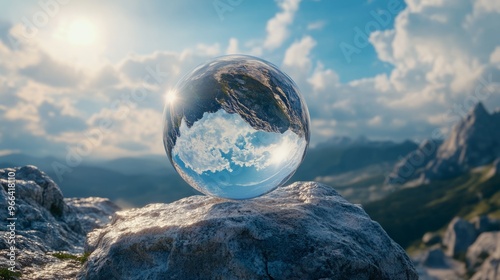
[1,0,499,160]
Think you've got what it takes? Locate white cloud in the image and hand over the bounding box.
[307,62,339,92]
[2,0,500,157]
[264,0,301,50]
[491,46,500,64]
[0,23,219,158]
[172,109,306,175]
[367,115,382,126]
[196,43,221,56]
[279,0,500,144]
[473,0,500,14]
[283,36,316,70]
[19,53,83,88]
[307,20,326,31]
[226,38,239,54]
[87,64,121,89]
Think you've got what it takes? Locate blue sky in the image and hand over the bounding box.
[0,0,499,159]
[0,0,401,81]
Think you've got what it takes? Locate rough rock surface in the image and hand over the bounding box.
[466,232,500,272]
[65,197,121,233]
[422,247,449,268]
[426,103,500,180]
[413,216,500,279]
[388,103,500,184]
[443,217,478,258]
[0,166,120,279]
[80,182,417,280]
[471,243,500,280]
[386,139,442,184]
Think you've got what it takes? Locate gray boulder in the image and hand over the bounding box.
[422,247,449,268]
[443,217,478,258]
[471,243,500,280]
[0,166,120,279]
[65,197,121,233]
[80,182,418,280]
[466,232,500,272]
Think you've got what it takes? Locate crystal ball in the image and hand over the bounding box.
[163,55,310,199]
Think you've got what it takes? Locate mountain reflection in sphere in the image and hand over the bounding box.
[163,55,310,199]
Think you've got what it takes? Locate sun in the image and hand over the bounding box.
[67,19,97,46]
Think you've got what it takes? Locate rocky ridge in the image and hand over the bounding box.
[0,166,120,279]
[387,102,500,185]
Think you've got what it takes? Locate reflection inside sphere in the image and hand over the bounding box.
[163,55,310,199]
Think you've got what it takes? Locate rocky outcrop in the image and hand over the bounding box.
[386,139,442,184]
[466,232,500,272]
[443,217,478,258]
[80,182,418,280]
[421,247,448,268]
[470,244,500,280]
[426,103,500,180]
[388,103,500,184]
[413,216,500,279]
[0,166,120,279]
[65,197,121,233]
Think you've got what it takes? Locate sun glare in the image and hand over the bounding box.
[67,19,97,46]
[165,90,178,104]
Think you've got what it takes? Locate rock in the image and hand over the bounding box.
[386,139,442,185]
[0,166,119,279]
[388,103,500,184]
[466,232,500,271]
[80,182,418,280]
[65,197,121,233]
[470,244,500,280]
[472,215,500,233]
[412,245,466,279]
[422,232,442,246]
[443,217,478,258]
[422,247,449,268]
[426,103,500,180]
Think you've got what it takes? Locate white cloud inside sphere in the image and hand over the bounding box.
[172,109,306,175]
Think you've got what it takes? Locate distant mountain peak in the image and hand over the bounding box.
[387,102,500,184]
[426,102,500,179]
[468,102,490,121]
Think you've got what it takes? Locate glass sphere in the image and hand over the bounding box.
[163,55,310,199]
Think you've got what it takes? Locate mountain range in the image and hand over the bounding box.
[2,102,499,253]
[366,102,500,249]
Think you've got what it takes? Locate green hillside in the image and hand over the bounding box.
[364,164,500,249]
